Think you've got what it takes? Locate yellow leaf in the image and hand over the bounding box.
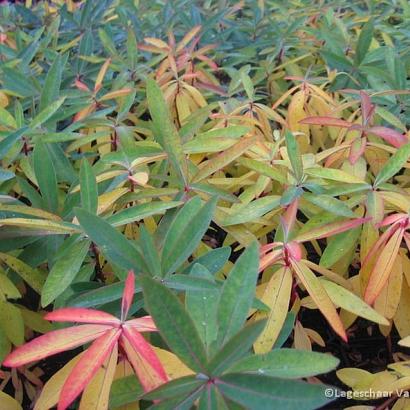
[97,188,128,215]
[0,392,22,410]
[336,368,376,390]
[94,58,111,92]
[79,343,118,410]
[394,279,410,339]
[293,320,311,350]
[287,90,310,152]
[253,267,292,353]
[34,353,84,410]
[152,346,194,379]
[291,260,347,341]
[99,88,133,102]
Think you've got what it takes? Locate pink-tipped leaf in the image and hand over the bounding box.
[57,328,121,410]
[299,116,352,128]
[121,325,168,392]
[3,324,112,367]
[368,126,408,148]
[45,308,120,327]
[121,271,135,322]
[125,316,158,332]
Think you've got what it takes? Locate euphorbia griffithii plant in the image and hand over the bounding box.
[3,271,168,410]
[255,198,373,351]
[300,91,408,164]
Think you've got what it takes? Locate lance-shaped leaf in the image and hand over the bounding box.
[295,217,369,243]
[80,159,98,214]
[192,136,256,183]
[368,126,408,148]
[320,279,389,325]
[140,275,208,373]
[217,242,259,346]
[29,97,66,129]
[253,267,293,353]
[121,270,135,322]
[3,324,112,367]
[299,116,352,128]
[161,196,216,275]
[364,227,404,305]
[121,326,168,392]
[374,142,410,187]
[215,373,334,410]
[58,328,121,410]
[146,78,187,186]
[75,208,147,277]
[291,260,347,341]
[79,342,118,410]
[228,348,339,378]
[45,308,120,327]
[285,130,303,182]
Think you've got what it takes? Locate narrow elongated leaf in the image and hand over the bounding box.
[216,373,334,410]
[79,342,118,410]
[58,328,121,410]
[75,208,146,277]
[40,54,64,111]
[121,326,168,392]
[321,279,389,325]
[364,227,404,305]
[106,201,182,227]
[29,97,66,129]
[3,324,112,367]
[121,271,135,321]
[41,239,90,306]
[229,348,339,378]
[285,130,303,182]
[374,142,410,187]
[253,267,292,353]
[305,167,364,184]
[161,196,216,275]
[80,159,98,214]
[146,78,187,186]
[140,276,208,373]
[208,320,266,375]
[45,307,120,326]
[303,193,356,218]
[33,142,58,212]
[291,260,347,341]
[368,126,408,147]
[217,242,259,346]
[192,136,256,182]
[0,392,22,410]
[355,19,374,64]
[222,196,280,226]
[299,116,352,127]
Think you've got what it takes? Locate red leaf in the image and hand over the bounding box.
[45,308,120,327]
[57,328,121,410]
[299,116,352,128]
[281,197,299,238]
[121,326,168,392]
[348,137,367,165]
[3,324,112,367]
[125,316,158,332]
[121,271,135,322]
[360,91,374,124]
[368,126,408,148]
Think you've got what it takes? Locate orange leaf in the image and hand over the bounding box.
[45,308,120,327]
[121,271,135,322]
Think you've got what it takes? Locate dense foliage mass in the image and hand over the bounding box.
[0,0,410,409]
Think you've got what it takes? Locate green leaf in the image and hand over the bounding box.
[217,242,259,346]
[216,373,334,410]
[164,274,219,292]
[79,159,98,214]
[228,348,339,378]
[186,264,219,350]
[222,196,280,226]
[139,225,161,277]
[40,54,64,111]
[208,320,266,375]
[29,97,66,129]
[75,208,146,278]
[109,375,143,408]
[374,143,410,187]
[320,279,389,326]
[41,238,90,307]
[355,19,374,65]
[161,196,217,275]
[320,228,361,268]
[273,312,296,349]
[183,247,231,275]
[304,193,356,218]
[143,375,205,401]
[0,127,27,159]
[106,201,182,227]
[140,275,208,373]
[33,142,58,213]
[237,158,286,184]
[285,130,303,182]
[146,78,187,186]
